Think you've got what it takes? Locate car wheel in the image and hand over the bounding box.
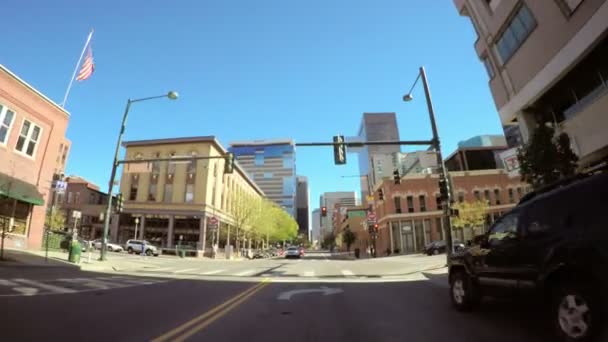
[553,281,600,342]
[127,247,133,254]
[450,271,480,312]
[146,249,152,256]
[108,246,113,252]
[433,249,439,255]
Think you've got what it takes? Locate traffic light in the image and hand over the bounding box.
[378,188,384,201]
[393,169,401,184]
[368,223,379,233]
[116,193,124,213]
[321,206,327,217]
[224,152,234,174]
[333,135,346,165]
[438,177,450,201]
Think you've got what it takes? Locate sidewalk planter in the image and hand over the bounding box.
[68,240,81,263]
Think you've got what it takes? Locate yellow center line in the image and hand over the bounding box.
[151,279,270,342]
[174,281,270,341]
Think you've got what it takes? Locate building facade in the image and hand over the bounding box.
[319,191,359,237]
[372,170,529,255]
[334,205,370,254]
[51,176,112,240]
[454,0,608,168]
[311,208,321,247]
[116,136,265,254]
[0,64,71,250]
[295,176,309,238]
[357,113,401,198]
[229,139,297,217]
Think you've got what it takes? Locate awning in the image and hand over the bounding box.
[0,172,45,206]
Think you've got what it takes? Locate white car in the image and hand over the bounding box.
[92,239,123,252]
[284,246,302,259]
[125,239,160,256]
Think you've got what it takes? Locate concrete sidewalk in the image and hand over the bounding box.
[0,248,79,268]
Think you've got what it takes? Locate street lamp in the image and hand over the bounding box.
[133,217,140,240]
[99,91,178,261]
[402,66,455,261]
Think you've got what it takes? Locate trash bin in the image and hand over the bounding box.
[354,248,360,259]
[68,240,81,263]
[179,249,186,258]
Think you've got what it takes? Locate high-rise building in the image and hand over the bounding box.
[357,113,400,198]
[229,139,297,217]
[311,208,321,246]
[295,176,309,238]
[370,150,438,184]
[453,0,608,168]
[319,191,359,237]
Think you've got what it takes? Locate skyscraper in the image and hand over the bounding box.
[357,113,401,198]
[229,139,297,217]
[295,176,309,238]
[319,191,359,237]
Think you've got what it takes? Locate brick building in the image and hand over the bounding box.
[371,169,529,255]
[0,64,71,250]
[333,205,371,255]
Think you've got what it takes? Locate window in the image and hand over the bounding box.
[15,119,42,157]
[211,186,216,206]
[187,151,197,174]
[435,217,444,240]
[482,56,495,79]
[494,189,501,205]
[516,187,523,199]
[283,153,294,169]
[0,105,15,145]
[74,192,80,205]
[152,152,161,174]
[184,184,194,203]
[484,190,491,204]
[67,192,73,204]
[458,191,465,203]
[508,188,514,203]
[474,190,481,201]
[495,4,536,63]
[167,152,176,175]
[419,195,426,212]
[148,183,157,201]
[407,196,414,213]
[436,195,442,211]
[488,212,519,247]
[255,153,264,166]
[264,172,273,179]
[394,197,402,214]
[129,174,139,201]
[163,184,173,203]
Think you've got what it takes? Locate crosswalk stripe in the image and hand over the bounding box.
[13,278,76,294]
[341,270,354,276]
[96,276,160,285]
[173,268,198,274]
[234,269,255,276]
[56,278,123,290]
[0,279,19,286]
[303,271,315,277]
[200,269,224,275]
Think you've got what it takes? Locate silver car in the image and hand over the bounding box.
[125,239,160,256]
[284,246,301,259]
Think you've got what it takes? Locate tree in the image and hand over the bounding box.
[45,207,66,231]
[342,229,356,252]
[517,124,578,190]
[322,232,336,250]
[451,200,489,240]
[230,193,259,254]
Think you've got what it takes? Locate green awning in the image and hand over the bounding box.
[0,172,44,206]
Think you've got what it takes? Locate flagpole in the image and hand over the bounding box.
[61,29,94,108]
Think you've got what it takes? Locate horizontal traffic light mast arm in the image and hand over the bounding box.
[295,140,434,147]
[117,155,229,164]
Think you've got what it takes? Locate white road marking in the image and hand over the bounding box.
[151,267,173,272]
[13,287,38,296]
[278,286,343,300]
[303,271,315,277]
[12,278,76,294]
[200,269,224,275]
[57,278,123,290]
[173,268,199,274]
[341,270,354,276]
[234,269,255,276]
[0,279,19,286]
[96,276,161,285]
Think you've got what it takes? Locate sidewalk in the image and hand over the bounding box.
[0,248,78,268]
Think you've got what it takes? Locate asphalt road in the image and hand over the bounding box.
[0,257,554,342]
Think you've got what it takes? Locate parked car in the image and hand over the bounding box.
[92,239,123,252]
[284,246,301,259]
[125,239,160,256]
[424,240,465,255]
[448,172,608,341]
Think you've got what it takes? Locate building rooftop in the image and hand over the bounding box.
[230,139,295,147]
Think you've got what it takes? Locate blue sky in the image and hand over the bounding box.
[3,0,502,214]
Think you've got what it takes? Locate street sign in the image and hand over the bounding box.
[367,212,377,223]
[208,217,219,230]
[55,181,67,194]
[72,210,82,219]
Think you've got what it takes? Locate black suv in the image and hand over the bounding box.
[448,172,608,341]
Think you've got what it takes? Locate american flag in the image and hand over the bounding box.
[76,45,94,81]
